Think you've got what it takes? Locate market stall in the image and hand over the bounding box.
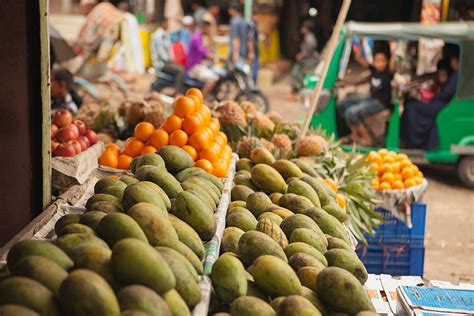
[1,2,473,316]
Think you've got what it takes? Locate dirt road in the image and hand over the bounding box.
[263,76,474,283]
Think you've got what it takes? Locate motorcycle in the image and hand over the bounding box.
[151,60,270,112]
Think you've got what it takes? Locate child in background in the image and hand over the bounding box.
[338,41,395,146]
[51,67,80,114]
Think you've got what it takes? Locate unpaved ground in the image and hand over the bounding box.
[263,76,474,283]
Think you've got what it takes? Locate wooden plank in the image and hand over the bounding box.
[40,0,52,209]
[0,198,66,261]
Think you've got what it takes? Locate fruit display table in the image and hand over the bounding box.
[0,152,237,315]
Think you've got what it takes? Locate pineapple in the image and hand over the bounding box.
[267,111,283,124]
[76,101,101,130]
[260,138,275,153]
[144,111,166,129]
[271,134,292,156]
[295,135,328,157]
[216,101,247,127]
[240,101,257,115]
[251,113,275,131]
[279,121,302,140]
[236,136,262,158]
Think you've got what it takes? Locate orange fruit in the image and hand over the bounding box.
[392,180,404,190]
[401,167,415,180]
[371,178,380,189]
[367,151,378,161]
[174,96,195,118]
[379,163,393,175]
[381,172,395,184]
[200,105,211,123]
[324,178,338,192]
[189,131,209,151]
[399,159,412,169]
[392,162,401,174]
[200,146,220,162]
[106,143,120,156]
[182,114,203,135]
[194,159,213,173]
[413,176,423,185]
[378,148,389,157]
[215,135,225,146]
[394,173,403,182]
[140,145,157,155]
[99,149,119,168]
[404,178,417,188]
[212,161,227,177]
[336,193,346,208]
[383,155,395,164]
[117,154,133,170]
[370,162,379,172]
[379,181,392,190]
[149,129,169,149]
[162,115,183,133]
[186,87,204,104]
[208,118,220,135]
[188,94,202,112]
[123,138,145,158]
[169,130,188,147]
[224,144,232,155]
[134,122,155,142]
[396,153,409,161]
[368,152,382,165]
[182,145,198,160]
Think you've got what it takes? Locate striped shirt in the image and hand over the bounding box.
[150,27,171,71]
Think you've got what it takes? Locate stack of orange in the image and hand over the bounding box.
[367,149,424,191]
[98,121,157,170]
[98,88,232,177]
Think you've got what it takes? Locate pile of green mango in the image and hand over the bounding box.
[210,150,376,315]
[0,146,225,316]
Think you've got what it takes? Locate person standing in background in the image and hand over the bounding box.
[288,20,319,100]
[228,2,248,64]
[179,15,195,53]
[191,2,207,27]
[150,18,185,93]
[202,2,220,61]
[247,17,259,83]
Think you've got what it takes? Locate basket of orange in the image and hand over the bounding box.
[98,88,232,178]
[367,149,427,192]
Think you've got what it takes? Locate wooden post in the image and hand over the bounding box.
[298,0,352,141]
[40,0,51,210]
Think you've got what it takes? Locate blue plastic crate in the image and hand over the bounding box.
[367,203,426,245]
[357,203,427,276]
[357,242,425,276]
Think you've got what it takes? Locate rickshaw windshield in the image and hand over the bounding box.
[343,21,474,99]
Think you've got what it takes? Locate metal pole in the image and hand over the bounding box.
[298,0,352,141]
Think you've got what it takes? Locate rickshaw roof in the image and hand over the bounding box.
[345,21,474,42]
[345,21,474,99]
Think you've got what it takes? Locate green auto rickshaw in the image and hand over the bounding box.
[304,21,474,188]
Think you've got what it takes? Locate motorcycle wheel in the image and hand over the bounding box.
[236,90,270,113]
[210,77,241,102]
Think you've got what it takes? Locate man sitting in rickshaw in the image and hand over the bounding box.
[337,41,395,146]
[401,45,459,150]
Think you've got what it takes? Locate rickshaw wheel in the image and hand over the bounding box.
[458,156,474,189]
